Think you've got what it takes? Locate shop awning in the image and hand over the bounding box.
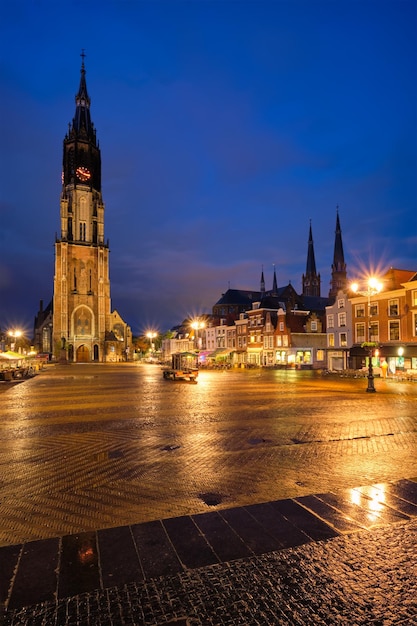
[207,348,233,359]
[0,351,29,361]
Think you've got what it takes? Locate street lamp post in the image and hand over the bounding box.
[191,320,206,352]
[8,329,22,352]
[146,332,157,357]
[351,277,382,393]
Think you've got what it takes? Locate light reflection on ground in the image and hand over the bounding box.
[0,364,416,544]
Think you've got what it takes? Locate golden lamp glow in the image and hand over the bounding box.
[351,277,383,295]
[191,320,206,331]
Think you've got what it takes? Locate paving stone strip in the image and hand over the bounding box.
[1,479,417,625]
[2,519,417,625]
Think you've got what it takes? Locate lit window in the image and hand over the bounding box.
[388,300,399,316]
[356,323,365,343]
[328,333,335,347]
[340,333,347,347]
[317,350,324,361]
[370,322,379,342]
[389,321,400,341]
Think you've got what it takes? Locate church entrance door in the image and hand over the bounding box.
[76,345,90,362]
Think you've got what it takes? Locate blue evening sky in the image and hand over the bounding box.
[1,0,416,335]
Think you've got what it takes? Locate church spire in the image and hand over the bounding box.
[71,50,94,139]
[306,220,317,275]
[329,207,347,299]
[62,51,101,192]
[302,220,321,297]
[260,266,265,293]
[272,265,278,295]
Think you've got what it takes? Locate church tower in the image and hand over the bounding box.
[53,54,131,362]
[302,221,321,297]
[329,209,347,300]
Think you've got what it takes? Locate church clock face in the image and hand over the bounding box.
[76,166,91,182]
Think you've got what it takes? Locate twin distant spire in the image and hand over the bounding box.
[261,210,346,301]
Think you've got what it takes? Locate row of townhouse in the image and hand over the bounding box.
[163,295,329,369]
[326,268,417,375]
[162,268,417,374]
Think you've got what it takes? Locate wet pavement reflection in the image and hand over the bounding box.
[1,365,417,622]
[0,364,416,546]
